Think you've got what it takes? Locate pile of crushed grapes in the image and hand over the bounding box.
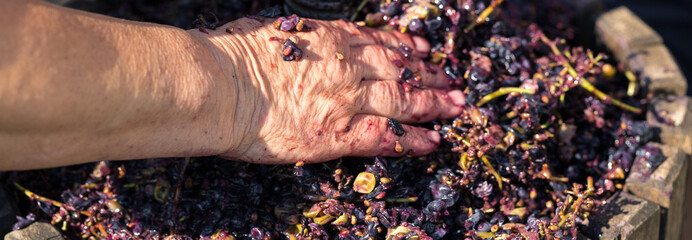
[5,0,667,239]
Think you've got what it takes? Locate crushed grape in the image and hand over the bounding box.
[4,0,664,239]
[274,14,308,32]
[282,38,302,61]
[387,118,406,136]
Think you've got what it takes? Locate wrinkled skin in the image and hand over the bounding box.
[192,18,465,164]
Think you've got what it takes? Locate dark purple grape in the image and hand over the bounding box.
[636,145,664,172]
[397,43,413,58]
[507,214,522,223]
[476,222,492,232]
[464,210,483,230]
[387,118,406,136]
[425,17,443,32]
[430,183,458,207]
[408,19,426,33]
[383,1,401,16]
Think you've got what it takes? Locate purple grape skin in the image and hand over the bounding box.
[12,213,35,231]
[282,39,302,61]
[473,181,493,198]
[276,15,301,32]
[430,183,458,207]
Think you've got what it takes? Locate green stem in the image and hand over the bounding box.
[481,155,503,190]
[476,87,535,107]
[14,182,64,207]
[539,35,641,114]
[350,0,369,22]
[385,196,418,203]
[14,182,90,216]
[465,0,505,32]
[459,152,469,171]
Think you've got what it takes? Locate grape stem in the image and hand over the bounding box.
[459,152,469,171]
[558,180,595,228]
[171,157,190,233]
[476,87,535,107]
[350,0,369,22]
[89,226,104,239]
[538,35,642,114]
[385,196,418,203]
[465,0,505,32]
[481,155,503,189]
[13,182,91,216]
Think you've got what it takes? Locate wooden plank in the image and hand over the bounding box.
[645,96,692,240]
[684,158,692,240]
[647,96,692,155]
[581,192,660,240]
[625,143,688,240]
[627,45,688,96]
[3,222,63,240]
[595,6,662,63]
[595,6,690,240]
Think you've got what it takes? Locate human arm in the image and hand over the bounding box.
[0,0,234,169]
[0,0,466,170]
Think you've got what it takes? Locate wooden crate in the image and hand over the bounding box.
[589,6,692,240]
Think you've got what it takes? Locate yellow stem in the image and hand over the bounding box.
[465,0,505,32]
[481,155,503,189]
[539,35,641,114]
[477,87,535,107]
[13,182,91,216]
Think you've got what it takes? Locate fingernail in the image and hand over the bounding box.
[427,130,441,144]
[448,90,466,106]
[412,36,430,53]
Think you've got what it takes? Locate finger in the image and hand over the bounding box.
[356,27,430,58]
[358,81,465,123]
[336,20,377,46]
[355,45,450,88]
[338,115,441,157]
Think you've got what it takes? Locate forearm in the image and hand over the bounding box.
[0,0,235,169]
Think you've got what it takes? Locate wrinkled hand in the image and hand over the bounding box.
[195,18,465,164]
